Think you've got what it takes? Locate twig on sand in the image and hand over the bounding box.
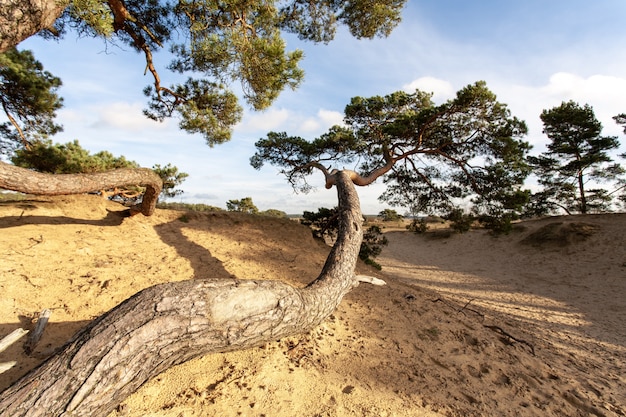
[24,309,51,355]
[484,324,535,356]
[431,296,534,355]
[431,297,484,319]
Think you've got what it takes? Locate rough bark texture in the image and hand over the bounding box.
[0,161,162,216]
[0,0,68,53]
[0,170,364,417]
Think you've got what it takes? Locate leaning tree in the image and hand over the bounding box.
[0,1,407,415]
[252,81,532,226]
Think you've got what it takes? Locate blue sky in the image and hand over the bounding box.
[15,1,626,214]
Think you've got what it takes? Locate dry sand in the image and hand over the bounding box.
[0,194,624,416]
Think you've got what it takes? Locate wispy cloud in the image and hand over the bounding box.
[90,102,171,132]
[402,77,455,103]
[497,72,626,147]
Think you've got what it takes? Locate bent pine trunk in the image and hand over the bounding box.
[0,161,162,216]
[0,170,364,417]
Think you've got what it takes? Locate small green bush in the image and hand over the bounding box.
[407,218,429,233]
[446,209,474,233]
[359,225,389,270]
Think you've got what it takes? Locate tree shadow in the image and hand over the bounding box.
[0,209,130,228]
[152,210,321,287]
[153,215,233,280]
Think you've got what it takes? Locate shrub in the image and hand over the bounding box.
[378,208,403,222]
[446,208,474,233]
[407,218,429,233]
[226,197,258,214]
[359,225,389,270]
[302,207,388,269]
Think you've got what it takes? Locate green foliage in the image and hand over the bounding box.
[378,208,403,222]
[11,140,187,200]
[226,197,259,214]
[359,225,388,270]
[143,80,243,146]
[69,0,114,37]
[373,82,531,218]
[478,213,515,235]
[445,209,474,234]
[152,163,189,199]
[300,207,339,240]
[614,113,626,134]
[612,113,626,210]
[157,202,223,212]
[0,48,63,155]
[407,218,429,234]
[251,126,364,192]
[253,81,531,224]
[301,207,387,268]
[46,0,405,143]
[261,209,288,218]
[529,101,624,214]
[11,140,138,173]
[280,0,404,42]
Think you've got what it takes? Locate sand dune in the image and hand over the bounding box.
[0,195,624,416]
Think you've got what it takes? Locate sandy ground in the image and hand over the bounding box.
[0,194,625,416]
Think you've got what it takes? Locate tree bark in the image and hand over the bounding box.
[0,0,68,53]
[0,161,162,216]
[0,170,364,417]
[577,170,587,214]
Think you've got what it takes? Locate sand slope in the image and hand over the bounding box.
[0,195,624,416]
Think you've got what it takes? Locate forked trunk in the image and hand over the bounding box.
[0,161,162,216]
[0,170,364,417]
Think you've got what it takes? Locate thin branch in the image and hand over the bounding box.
[107,0,182,104]
[484,325,535,356]
[0,98,30,150]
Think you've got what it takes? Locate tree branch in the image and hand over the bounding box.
[0,161,162,216]
[0,97,30,149]
[106,0,178,105]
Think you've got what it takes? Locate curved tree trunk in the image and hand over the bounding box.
[0,170,364,417]
[0,161,162,216]
[0,0,68,53]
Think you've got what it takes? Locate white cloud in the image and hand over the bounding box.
[299,109,345,134]
[541,73,626,104]
[499,72,626,145]
[317,109,345,127]
[90,102,170,132]
[299,118,320,133]
[542,73,626,135]
[235,108,291,133]
[235,107,345,138]
[402,77,455,103]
